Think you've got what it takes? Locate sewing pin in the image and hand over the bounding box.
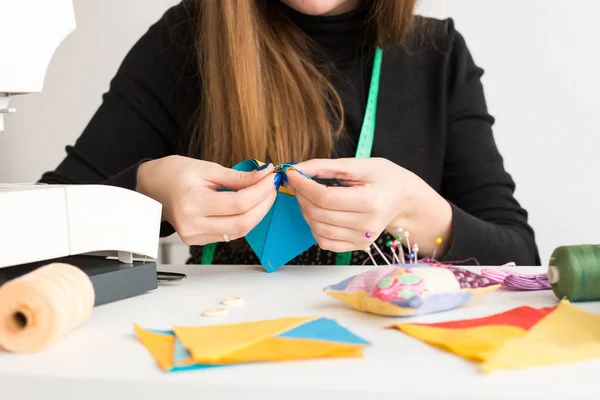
[372,242,392,266]
[364,247,378,266]
[397,243,405,265]
[392,240,403,265]
[412,243,419,264]
[402,231,411,256]
[432,237,442,261]
[387,240,402,265]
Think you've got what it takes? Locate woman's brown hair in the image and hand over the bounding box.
[189,0,417,167]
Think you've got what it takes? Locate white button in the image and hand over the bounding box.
[221,296,245,306]
[202,307,228,317]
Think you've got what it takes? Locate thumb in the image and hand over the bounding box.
[293,158,368,182]
[209,163,274,191]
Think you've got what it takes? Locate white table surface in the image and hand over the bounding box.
[1,264,599,400]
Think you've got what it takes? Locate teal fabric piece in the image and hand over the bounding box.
[256,192,316,272]
[277,318,371,345]
[173,337,190,364]
[220,160,317,273]
[145,318,369,372]
[244,206,275,260]
[231,159,261,172]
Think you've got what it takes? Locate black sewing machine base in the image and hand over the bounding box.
[0,255,158,306]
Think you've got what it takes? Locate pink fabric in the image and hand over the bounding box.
[344,267,396,292]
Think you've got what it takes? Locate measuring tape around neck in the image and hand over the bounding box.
[334,46,382,266]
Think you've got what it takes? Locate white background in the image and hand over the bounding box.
[1,0,598,265]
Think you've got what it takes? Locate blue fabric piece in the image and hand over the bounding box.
[169,364,226,372]
[233,159,261,172]
[245,206,275,259]
[278,318,371,345]
[173,337,191,364]
[391,291,474,316]
[227,159,317,273]
[142,318,369,373]
[257,192,316,272]
[147,328,175,336]
[324,276,356,292]
[388,295,425,309]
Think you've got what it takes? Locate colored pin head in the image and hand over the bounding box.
[365,232,371,239]
[392,240,399,248]
[386,240,393,248]
[396,227,403,235]
[435,237,443,245]
[403,231,410,238]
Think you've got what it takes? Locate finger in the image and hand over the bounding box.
[296,192,368,228]
[205,172,276,216]
[202,188,277,239]
[287,170,366,212]
[178,233,227,246]
[306,219,371,247]
[208,162,274,191]
[292,158,375,181]
[314,237,358,253]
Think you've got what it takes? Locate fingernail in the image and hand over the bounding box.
[257,163,271,171]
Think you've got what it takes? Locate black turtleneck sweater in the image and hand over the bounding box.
[40,1,541,266]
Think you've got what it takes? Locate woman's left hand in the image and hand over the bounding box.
[285,158,453,257]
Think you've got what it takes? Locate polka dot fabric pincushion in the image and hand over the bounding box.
[324,266,500,317]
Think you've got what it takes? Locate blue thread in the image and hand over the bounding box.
[272,163,312,190]
[274,174,282,189]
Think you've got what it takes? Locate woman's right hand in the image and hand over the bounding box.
[137,155,276,245]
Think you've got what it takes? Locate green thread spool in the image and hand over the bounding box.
[548,245,600,301]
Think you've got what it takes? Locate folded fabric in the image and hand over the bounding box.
[134,317,370,372]
[323,265,499,317]
[391,300,600,373]
[230,160,316,272]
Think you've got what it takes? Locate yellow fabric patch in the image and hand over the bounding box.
[481,300,600,373]
[325,290,418,316]
[324,285,499,317]
[135,317,370,371]
[173,317,316,363]
[461,285,501,301]
[216,337,364,364]
[278,185,295,196]
[134,324,176,371]
[396,324,526,362]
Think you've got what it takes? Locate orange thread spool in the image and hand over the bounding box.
[0,263,95,353]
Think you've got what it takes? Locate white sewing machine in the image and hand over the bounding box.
[0,0,163,304]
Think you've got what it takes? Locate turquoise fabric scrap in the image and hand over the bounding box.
[230,159,317,272]
[149,318,370,372]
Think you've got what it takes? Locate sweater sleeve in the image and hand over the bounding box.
[439,20,540,266]
[39,3,199,237]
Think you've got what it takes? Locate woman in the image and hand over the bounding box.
[40,0,540,266]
